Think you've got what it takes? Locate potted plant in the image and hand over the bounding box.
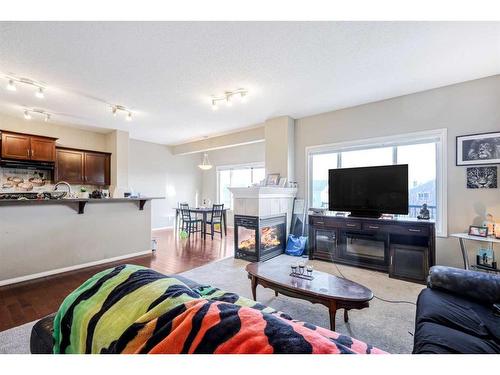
[80,187,89,199]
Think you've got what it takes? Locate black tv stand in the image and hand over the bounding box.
[308,214,436,284]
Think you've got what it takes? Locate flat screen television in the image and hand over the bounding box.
[328,164,408,218]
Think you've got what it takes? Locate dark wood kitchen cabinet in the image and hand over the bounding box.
[55,148,85,183]
[1,132,31,160]
[30,136,56,162]
[1,131,57,162]
[84,152,110,185]
[55,147,110,186]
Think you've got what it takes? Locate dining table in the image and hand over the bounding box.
[174,206,228,240]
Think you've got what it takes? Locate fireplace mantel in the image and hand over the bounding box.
[228,186,297,232]
[227,187,297,199]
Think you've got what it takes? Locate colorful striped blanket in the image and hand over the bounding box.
[53,265,385,354]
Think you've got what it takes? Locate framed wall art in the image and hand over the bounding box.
[466,166,497,189]
[456,131,500,165]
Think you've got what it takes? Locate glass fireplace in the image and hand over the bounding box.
[234,214,286,262]
[337,231,389,269]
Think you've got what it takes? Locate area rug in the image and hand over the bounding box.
[180,255,424,353]
[0,320,36,354]
[0,255,424,354]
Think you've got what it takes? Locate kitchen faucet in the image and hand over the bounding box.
[53,181,72,194]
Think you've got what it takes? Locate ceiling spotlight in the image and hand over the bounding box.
[225,94,233,107]
[126,112,132,121]
[211,99,218,111]
[239,91,248,103]
[112,106,117,117]
[23,110,31,120]
[7,79,16,91]
[35,87,45,99]
[44,113,50,122]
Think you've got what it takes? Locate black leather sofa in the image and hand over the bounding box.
[30,274,203,354]
[413,266,500,354]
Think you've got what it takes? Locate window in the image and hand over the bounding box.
[307,129,447,236]
[217,163,265,209]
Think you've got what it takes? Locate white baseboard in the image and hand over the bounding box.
[0,250,152,287]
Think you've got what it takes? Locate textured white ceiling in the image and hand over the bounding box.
[0,22,499,145]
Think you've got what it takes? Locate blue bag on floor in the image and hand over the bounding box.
[285,235,308,256]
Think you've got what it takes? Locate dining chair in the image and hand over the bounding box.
[178,202,189,228]
[206,203,224,239]
[180,203,202,237]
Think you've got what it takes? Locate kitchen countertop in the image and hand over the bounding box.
[0,196,165,214]
[0,197,163,203]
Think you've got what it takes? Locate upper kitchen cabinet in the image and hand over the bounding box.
[84,151,110,185]
[55,148,85,184]
[30,136,56,162]
[55,147,110,186]
[0,131,57,162]
[1,132,32,160]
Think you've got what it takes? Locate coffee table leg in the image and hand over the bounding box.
[329,302,337,331]
[274,291,278,297]
[251,276,258,300]
[344,309,349,323]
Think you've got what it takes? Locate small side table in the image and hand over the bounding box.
[450,233,500,272]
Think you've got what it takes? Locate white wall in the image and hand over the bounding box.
[201,141,266,226]
[0,112,110,152]
[128,139,203,229]
[294,75,500,267]
[201,141,266,202]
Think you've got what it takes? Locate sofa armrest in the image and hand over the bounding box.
[427,266,500,305]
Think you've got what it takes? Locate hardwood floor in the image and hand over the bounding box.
[0,228,234,332]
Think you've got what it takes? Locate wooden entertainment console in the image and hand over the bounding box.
[308,214,436,284]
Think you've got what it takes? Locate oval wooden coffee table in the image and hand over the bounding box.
[245,261,373,331]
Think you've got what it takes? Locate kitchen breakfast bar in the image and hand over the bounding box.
[0,197,162,286]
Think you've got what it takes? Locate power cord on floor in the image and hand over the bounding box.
[331,261,416,306]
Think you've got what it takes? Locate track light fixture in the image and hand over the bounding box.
[210,88,248,110]
[2,72,141,125]
[110,105,133,121]
[22,108,53,122]
[7,79,16,91]
[3,74,46,98]
[35,87,45,99]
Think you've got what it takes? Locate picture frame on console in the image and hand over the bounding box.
[456,131,500,166]
[468,225,488,238]
[266,173,280,186]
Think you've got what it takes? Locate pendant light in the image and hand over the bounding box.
[198,153,213,170]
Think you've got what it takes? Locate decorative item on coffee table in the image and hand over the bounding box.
[290,262,314,280]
